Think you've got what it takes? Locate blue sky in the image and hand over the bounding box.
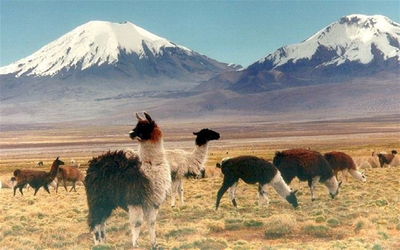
[1,0,399,67]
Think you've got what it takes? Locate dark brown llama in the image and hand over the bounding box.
[273,149,341,201]
[56,166,85,192]
[13,157,64,196]
[215,156,298,210]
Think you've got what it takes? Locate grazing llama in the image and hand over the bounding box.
[215,156,298,210]
[57,166,85,192]
[166,128,220,207]
[13,157,64,196]
[85,112,171,249]
[377,150,398,168]
[324,151,366,182]
[273,149,341,201]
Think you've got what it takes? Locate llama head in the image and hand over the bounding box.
[129,112,161,142]
[392,150,398,155]
[360,172,367,182]
[286,190,299,208]
[193,129,220,146]
[328,179,342,199]
[55,157,65,166]
[216,157,231,168]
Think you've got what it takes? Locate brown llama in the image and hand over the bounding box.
[57,166,85,192]
[273,149,341,201]
[85,112,171,249]
[377,150,398,168]
[13,157,64,196]
[324,151,366,182]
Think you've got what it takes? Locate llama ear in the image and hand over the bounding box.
[135,112,143,121]
[193,132,199,135]
[143,112,153,123]
[216,162,221,168]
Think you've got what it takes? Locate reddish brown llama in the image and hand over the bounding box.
[57,166,85,192]
[324,151,366,182]
[13,157,64,196]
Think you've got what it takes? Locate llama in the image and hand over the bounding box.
[85,112,171,249]
[215,156,298,210]
[37,161,43,167]
[273,149,341,201]
[57,166,85,192]
[324,151,366,182]
[166,128,220,207]
[377,150,398,168]
[13,157,64,196]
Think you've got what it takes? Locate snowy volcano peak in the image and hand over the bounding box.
[0,20,192,77]
[260,14,400,68]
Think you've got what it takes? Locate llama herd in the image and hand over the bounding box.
[2,112,399,249]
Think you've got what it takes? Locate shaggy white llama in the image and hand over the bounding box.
[85,112,171,249]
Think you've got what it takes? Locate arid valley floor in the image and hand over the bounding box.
[0,115,399,249]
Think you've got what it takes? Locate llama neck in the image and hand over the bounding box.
[188,143,209,170]
[323,176,339,194]
[49,164,60,180]
[138,139,166,164]
[270,171,292,199]
[348,169,366,182]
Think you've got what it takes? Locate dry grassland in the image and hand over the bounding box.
[0,116,399,249]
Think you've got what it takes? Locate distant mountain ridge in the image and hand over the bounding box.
[197,14,400,93]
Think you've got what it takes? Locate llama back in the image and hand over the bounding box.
[222,156,277,184]
[165,149,191,179]
[274,149,333,182]
[59,166,85,182]
[324,151,357,171]
[85,151,152,229]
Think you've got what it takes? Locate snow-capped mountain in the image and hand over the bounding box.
[198,14,400,93]
[0,20,239,101]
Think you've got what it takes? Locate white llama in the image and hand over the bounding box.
[166,128,220,207]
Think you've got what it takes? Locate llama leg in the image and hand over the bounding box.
[69,181,76,192]
[93,222,106,244]
[147,206,159,249]
[228,181,238,207]
[128,205,144,248]
[178,180,184,206]
[170,180,179,207]
[34,187,40,196]
[63,179,68,192]
[309,176,320,201]
[258,183,269,207]
[342,170,348,182]
[14,183,23,196]
[216,177,237,210]
[44,185,50,194]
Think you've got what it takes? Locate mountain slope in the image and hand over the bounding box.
[197,14,400,93]
[0,21,239,102]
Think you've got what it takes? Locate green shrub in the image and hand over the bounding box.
[327,218,340,227]
[178,238,228,249]
[264,214,296,239]
[302,224,332,238]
